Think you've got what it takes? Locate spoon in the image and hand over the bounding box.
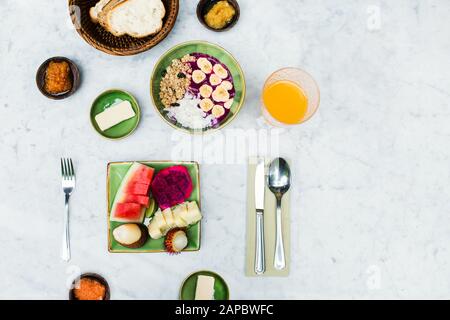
[268,158,291,270]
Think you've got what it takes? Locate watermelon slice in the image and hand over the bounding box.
[113,203,144,222]
[124,181,150,195]
[110,162,155,222]
[121,194,150,207]
[151,165,193,210]
[132,165,154,184]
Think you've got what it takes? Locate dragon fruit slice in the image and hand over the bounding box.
[151,165,193,209]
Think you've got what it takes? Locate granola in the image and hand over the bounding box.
[159,55,195,107]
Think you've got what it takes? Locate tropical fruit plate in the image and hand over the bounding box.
[107,160,201,253]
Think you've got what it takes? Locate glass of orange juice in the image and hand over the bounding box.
[262,67,320,126]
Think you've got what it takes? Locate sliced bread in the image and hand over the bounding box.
[89,0,112,23]
[101,0,166,38]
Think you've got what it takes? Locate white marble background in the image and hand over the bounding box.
[0,0,449,299]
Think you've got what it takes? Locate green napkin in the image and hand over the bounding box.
[245,157,291,277]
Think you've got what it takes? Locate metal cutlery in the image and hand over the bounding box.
[254,159,266,274]
[268,158,291,270]
[61,158,76,262]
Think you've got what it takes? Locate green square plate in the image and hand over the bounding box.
[107,161,201,253]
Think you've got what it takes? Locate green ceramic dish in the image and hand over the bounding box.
[90,89,140,140]
[179,270,229,300]
[150,41,246,134]
[107,161,201,253]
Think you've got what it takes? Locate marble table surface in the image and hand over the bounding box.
[1,0,450,299]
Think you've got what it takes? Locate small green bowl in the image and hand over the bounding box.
[179,270,229,300]
[90,89,140,140]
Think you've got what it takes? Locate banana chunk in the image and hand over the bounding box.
[209,74,222,86]
[192,70,206,84]
[213,64,228,79]
[212,86,230,102]
[212,105,225,118]
[199,84,213,98]
[220,80,233,91]
[199,98,214,112]
[224,98,234,109]
[197,57,213,74]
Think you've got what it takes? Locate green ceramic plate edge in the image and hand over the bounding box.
[150,40,246,134]
[90,89,141,140]
[179,270,230,300]
[107,161,201,253]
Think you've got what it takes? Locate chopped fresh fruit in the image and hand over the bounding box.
[113,203,145,223]
[148,210,170,238]
[224,98,234,109]
[192,70,206,84]
[147,201,202,239]
[110,162,155,222]
[145,198,157,218]
[124,181,150,195]
[209,74,222,86]
[184,201,203,225]
[212,86,229,102]
[121,194,150,207]
[112,224,148,249]
[197,57,213,74]
[162,207,176,229]
[148,221,163,239]
[199,84,213,98]
[220,80,233,91]
[151,165,193,210]
[132,164,155,185]
[172,202,189,228]
[199,98,214,112]
[213,63,228,79]
[212,105,225,118]
[164,228,188,254]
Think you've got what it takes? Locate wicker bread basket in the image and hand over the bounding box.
[68,0,179,56]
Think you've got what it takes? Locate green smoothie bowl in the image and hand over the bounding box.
[150,41,246,134]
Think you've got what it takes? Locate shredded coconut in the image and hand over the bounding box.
[165,95,214,129]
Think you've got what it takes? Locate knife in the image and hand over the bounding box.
[254,159,266,274]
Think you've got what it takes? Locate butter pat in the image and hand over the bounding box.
[95,100,136,131]
[195,275,215,300]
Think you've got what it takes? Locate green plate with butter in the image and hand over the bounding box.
[90,89,140,140]
[179,270,229,300]
[108,161,201,253]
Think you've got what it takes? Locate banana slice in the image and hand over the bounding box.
[212,86,230,102]
[162,208,176,229]
[212,105,226,118]
[209,74,222,86]
[213,64,228,79]
[224,98,234,109]
[199,84,213,98]
[192,70,206,84]
[197,57,213,74]
[220,80,233,91]
[184,201,203,225]
[172,203,189,228]
[199,98,214,112]
[148,210,169,238]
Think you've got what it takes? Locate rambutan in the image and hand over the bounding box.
[164,228,188,254]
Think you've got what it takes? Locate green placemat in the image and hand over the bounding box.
[245,158,291,277]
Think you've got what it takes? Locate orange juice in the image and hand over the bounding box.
[262,80,309,124]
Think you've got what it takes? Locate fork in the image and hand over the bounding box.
[61,158,76,262]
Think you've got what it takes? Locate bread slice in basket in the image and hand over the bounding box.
[91,0,166,38]
[89,0,111,23]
